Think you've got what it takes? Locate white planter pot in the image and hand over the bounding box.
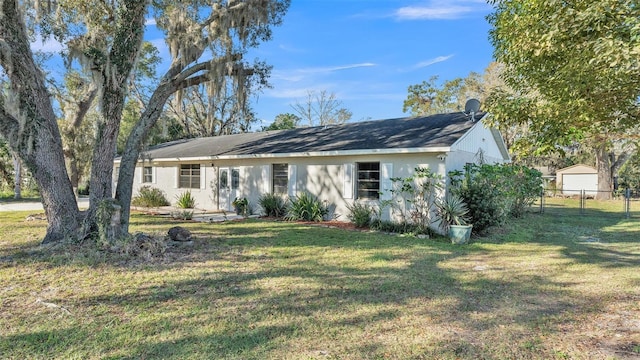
[449,225,472,244]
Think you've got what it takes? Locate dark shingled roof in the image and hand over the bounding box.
[141,112,484,159]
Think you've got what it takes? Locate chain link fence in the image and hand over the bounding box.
[529,188,640,219]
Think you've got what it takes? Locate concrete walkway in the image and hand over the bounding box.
[0,198,254,223]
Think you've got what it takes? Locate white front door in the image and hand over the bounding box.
[219,167,240,212]
[219,168,231,211]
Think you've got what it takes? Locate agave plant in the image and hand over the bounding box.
[258,193,287,218]
[436,194,470,232]
[285,192,328,222]
[175,191,196,209]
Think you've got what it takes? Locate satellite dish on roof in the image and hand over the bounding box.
[464,98,481,113]
[464,98,481,121]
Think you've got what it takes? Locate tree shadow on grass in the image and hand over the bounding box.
[0,327,92,359]
[2,214,638,358]
[15,238,608,359]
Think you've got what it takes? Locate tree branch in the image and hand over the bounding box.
[0,101,21,146]
[171,59,253,92]
[72,85,98,128]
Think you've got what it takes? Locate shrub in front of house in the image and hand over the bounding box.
[259,193,287,218]
[374,167,444,235]
[285,192,328,222]
[383,167,444,233]
[346,202,374,228]
[501,165,543,217]
[175,191,196,209]
[232,197,251,216]
[131,186,170,207]
[449,163,542,233]
[370,219,424,235]
[459,179,504,234]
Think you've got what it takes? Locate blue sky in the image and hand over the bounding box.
[247,0,495,126]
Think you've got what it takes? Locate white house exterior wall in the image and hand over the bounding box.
[124,153,450,221]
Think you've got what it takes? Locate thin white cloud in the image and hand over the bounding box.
[272,63,376,82]
[394,1,490,20]
[414,54,454,68]
[396,5,471,20]
[278,43,306,53]
[145,18,157,26]
[265,87,313,99]
[265,83,337,99]
[298,63,376,74]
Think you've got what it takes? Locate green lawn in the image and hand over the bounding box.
[0,208,638,359]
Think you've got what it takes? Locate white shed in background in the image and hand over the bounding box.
[556,164,598,195]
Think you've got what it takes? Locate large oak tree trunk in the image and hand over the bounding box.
[116,83,179,235]
[595,144,613,200]
[86,94,123,234]
[0,0,80,243]
[83,0,148,239]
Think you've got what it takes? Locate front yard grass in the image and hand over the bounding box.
[0,208,638,359]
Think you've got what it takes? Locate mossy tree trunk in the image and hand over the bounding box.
[595,144,613,200]
[83,0,148,238]
[0,0,80,243]
[116,81,179,235]
[593,141,633,201]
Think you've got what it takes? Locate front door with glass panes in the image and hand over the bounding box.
[218,167,239,211]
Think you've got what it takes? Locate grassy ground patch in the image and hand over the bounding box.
[1,207,638,359]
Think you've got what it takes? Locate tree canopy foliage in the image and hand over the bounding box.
[263,113,300,131]
[403,75,482,116]
[403,63,532,158]
[487,0,640,197]
[489,0,640,131]
[403,62,511,116]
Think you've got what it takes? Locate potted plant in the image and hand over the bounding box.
[436,194,472,244]
[232,197,249,216]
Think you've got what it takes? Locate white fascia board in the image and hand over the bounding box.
[129,147,452,164]
[114,156,218,165]
[490,127,511,161]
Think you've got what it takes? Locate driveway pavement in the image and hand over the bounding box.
[0,198,89,212]
[0,198,252,223]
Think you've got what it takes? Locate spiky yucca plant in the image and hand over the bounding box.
[285,192,328,222]
[175,191,196,209]
[436,194,470,232]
